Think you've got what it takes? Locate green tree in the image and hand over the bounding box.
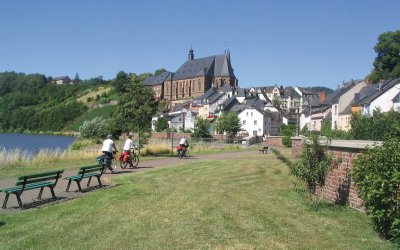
[154,68,167,75]
[214,112,241,138]
[112,75,157,145]
[350,109,400,140]
[155,117,168,132]
[369,30,400,82]
[273,97,282,108]
[113,71,130,94]
[192,117,212,139]
[79,117,110,139]
[73,72,82,84]
[352,139,400,244]
[280,124,296,147]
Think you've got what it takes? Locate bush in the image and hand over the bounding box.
[352,139,400,244]
[79,117,110,139]
[290,136,333,193]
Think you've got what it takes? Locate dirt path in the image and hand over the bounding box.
[0,150,264,213]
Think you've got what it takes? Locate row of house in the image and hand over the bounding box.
[151,84,322,138]
[301,78,400,132]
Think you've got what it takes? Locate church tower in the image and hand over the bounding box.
[188,47,194,62]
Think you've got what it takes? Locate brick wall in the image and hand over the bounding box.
[291,139,382,211]
[291,137,303,158]
[316,146,365,211]
[265,136,283,146]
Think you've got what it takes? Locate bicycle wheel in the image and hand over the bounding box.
[120,160,129,169]
[131,154,139,168]
[111,158,117,170]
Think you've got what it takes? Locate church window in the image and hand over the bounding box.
[198,79,201,91]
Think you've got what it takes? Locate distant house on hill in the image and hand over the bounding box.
[52,76,73,85]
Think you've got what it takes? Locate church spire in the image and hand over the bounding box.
[188,46,194,62]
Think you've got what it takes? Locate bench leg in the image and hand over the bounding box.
[15,193,23,209]
[2,193,10,209]
[76,181,83,192]
[38,187,44,199]
[66,180,72,192]
[49,186,56,200]
[87,177,92,187]
[97,176,103,187]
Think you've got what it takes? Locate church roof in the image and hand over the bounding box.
[173,52,235,81]
[143,71,171,86]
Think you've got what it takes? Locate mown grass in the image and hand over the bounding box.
[0,152,395,249]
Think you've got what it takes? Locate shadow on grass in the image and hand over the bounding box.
[0,221,5,227]
[290,186,347,213]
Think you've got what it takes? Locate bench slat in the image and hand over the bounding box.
[16,175,63,186]
[1,182,53,193]
[17,170,64,180]
[65,173,99,181]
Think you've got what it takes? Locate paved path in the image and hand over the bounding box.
[0,150,264,213]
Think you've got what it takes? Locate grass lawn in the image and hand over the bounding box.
[0,151,396,249]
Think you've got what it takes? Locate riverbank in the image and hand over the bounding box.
[0,130,79,137]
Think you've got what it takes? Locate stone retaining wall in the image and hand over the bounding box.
[291,138,382,211]
[265,136,283,146]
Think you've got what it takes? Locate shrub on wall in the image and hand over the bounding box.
[290,135,333,193]
[352,139,400,244]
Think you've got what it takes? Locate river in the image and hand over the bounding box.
[0,133,76,153]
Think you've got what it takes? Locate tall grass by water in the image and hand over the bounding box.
[0,141,245,178]
[0,147,98,178]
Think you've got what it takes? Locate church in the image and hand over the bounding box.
[144,48,238,107]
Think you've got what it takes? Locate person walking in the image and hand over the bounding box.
[101,134,118,173]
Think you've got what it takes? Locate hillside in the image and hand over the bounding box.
[0,71,116,133]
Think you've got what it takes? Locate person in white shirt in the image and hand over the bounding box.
[179,137,188,147]
[101,134,117,173]
[123,134,135,157]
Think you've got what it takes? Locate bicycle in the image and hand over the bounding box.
[120,147,139,169]
[98,151,118,174]
[177,146,188,159]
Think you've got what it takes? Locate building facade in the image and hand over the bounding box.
[162,49,238,107]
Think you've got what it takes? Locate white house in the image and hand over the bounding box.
[359,79,400,114]
[238,107,271,137]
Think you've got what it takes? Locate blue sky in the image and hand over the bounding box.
[1,0,399,90]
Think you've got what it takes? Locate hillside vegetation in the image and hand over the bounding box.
[0,72,115,133]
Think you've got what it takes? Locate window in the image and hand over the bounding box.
[254,120,257,125]
[246,112,248,117]
[198,79,201,91]
[334,105,337,115]
[243,120,246,125]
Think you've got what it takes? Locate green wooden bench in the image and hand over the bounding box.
[65,165,104,192]
[0,170,64,209]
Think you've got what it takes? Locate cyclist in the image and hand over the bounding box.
[101,134,118,173]
[123,134,134,159]
[178,136,189,158]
